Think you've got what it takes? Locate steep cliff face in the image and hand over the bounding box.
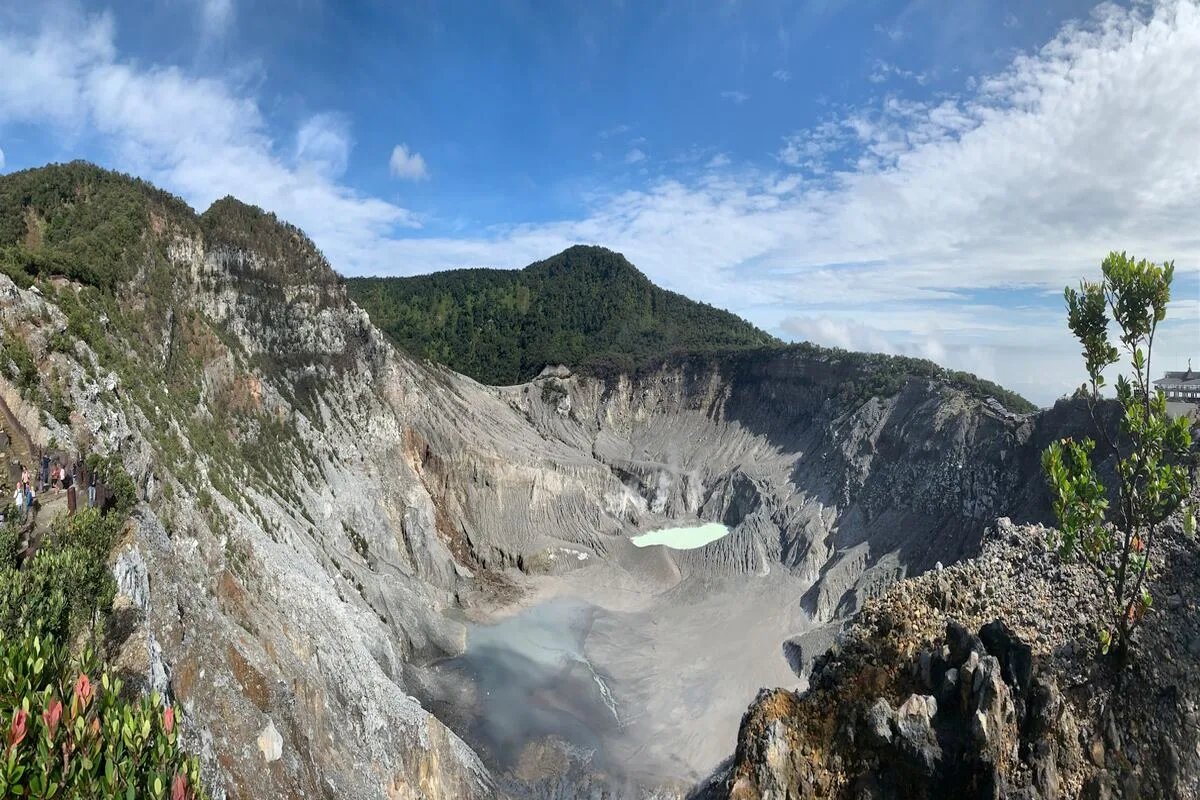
[487,355,1089,622]
[2,211,497,797]
[0,165,1104,798]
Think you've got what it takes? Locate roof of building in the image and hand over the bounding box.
[1154,369,1200,388]
[1152,376,1200,388]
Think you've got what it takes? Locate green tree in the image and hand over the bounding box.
[1042,251,1195,665]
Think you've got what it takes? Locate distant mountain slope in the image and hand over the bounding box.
[345,245,780,385]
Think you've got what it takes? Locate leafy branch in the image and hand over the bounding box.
[1043,251,1195,666]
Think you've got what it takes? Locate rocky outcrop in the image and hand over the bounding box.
[717,518,1200,799]
[500,361,1101,621]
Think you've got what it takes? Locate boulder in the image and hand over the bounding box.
[980,619,1033,698]
[895,694,942,774]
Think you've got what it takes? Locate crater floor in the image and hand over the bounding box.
[418,553,811,797]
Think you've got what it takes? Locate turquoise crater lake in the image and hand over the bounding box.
[630,522,731,550]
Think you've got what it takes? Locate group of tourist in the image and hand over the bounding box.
[38,454,78,495]
[8,453,100,522]
[12,464,35,521]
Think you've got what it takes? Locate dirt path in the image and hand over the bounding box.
[0,392,36,472]
[19,491,69,557]
[0,392,74,561]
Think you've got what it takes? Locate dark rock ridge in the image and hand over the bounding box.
[713,516,1200,799]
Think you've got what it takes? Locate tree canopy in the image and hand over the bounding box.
[1042,251,1195,665]
[346,245,780,385]
[0,161,196,291]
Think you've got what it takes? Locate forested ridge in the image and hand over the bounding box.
[346,245,1037,412]
[346,245,780,384]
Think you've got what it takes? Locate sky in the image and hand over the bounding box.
[0,0,1197,406]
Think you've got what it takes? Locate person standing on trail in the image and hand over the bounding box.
[13,483,24,521]
[20,464,29,487]
[88,468,97,508]
[40,454,49,492]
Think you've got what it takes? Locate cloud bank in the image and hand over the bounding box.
[0,1,1197,404]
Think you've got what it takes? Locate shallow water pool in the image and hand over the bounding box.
[630,521,731,550]
[427,598,620,774]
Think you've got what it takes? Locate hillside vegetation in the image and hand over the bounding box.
[346,245,780,384]
[347,246,1036,412]
[0,161,196,291]
[0,163,1037,416]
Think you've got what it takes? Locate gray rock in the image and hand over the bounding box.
[939,667,961,712]
[895,694,941,774]
[1024,676,1064,744]
[866,697,895,746]
[918,648,935,690]
[257,719,282,763]
[948,620,984,668]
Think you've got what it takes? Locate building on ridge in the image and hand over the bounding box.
[1155,359,1200,404]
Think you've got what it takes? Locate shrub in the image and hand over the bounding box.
[0,517,18,570]
[1042,251,1195,665]
[540,379,567,405]
[0,509,122,643]
[0,467,210,798]
[85,454,138,517]
[1,325,39,394]
[0,630,207,798]
[48,380,72,425]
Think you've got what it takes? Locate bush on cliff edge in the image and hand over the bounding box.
[1043,251,1195,665]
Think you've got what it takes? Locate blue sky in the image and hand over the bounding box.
[1,0,1198,405]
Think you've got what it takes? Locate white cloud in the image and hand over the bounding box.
[720,90,750,104]
[295,113,351,177]
[772,69,791,82]
[598,123,630,139]
[778,301,1199,408]
[782,316,896,354]
[868,59,930,85]
[873,22,904,41]
[624,148,646,164]
[1004,12,1020,29]
[0,146,5,170]
[2,1,1198,404]
[707,153,731,168]
[388,143,428,181]
[777,120,845,172]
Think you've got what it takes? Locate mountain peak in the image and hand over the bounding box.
[201,196,333,281]
[347,248,777,385]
